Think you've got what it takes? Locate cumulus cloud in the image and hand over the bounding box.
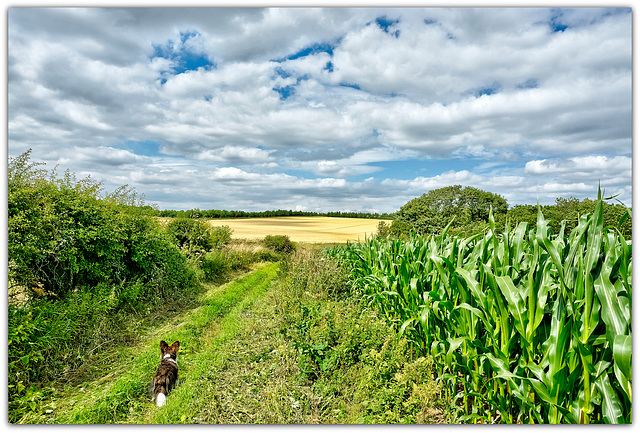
[195,146,275,164]
[7,7,632,212]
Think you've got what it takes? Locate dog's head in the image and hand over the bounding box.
[160,340,180,360]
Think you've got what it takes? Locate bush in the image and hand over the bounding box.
[375,221,391,238]
[263,234,297,254]
[165,219,232,255]
[394,185,508,236]
[210,225,233,248]
[166,218,213,254]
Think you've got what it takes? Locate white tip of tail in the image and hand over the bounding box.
[156,393,166,407]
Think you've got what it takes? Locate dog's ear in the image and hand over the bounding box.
[171,341,180,350]
[160,340,168,351]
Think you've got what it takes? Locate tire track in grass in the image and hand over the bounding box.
[141,262,279,423]
[53,262,280,424]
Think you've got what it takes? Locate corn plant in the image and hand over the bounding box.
[337,189,631,423]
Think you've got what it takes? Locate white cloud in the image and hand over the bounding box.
[196,146,274,164]
[525,155,631,177]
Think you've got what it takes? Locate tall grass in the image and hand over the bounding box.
[335,190,631,423]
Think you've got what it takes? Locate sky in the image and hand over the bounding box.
[6,5,633,213]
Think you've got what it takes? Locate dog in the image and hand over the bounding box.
[149,340,180,407]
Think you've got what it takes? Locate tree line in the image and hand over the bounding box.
[379,185,632,239]
[155,208,395,220]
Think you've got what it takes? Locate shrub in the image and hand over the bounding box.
[166,218,215,254]
[394,185,508,236]
[210,225,233,248]
[375,221,391,238]
[263,234,297,254]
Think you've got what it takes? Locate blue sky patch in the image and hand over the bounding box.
[375,16,400,37]
[274,66,292,79]
[151,30,214,76]
[464,82,502,98]
[340,82,361,91]
[273,41,337,63]
[549,9,569,32]
[517,78,539,89]
[287,42,335,60]
[119,140,163,157]
[272,71,310,100]
[273,85,296,100]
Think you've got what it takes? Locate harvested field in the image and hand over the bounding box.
[205,216,386,243]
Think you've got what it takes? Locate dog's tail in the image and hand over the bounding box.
[153,384,168,407]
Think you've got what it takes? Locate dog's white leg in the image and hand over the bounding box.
[156,393,166,407]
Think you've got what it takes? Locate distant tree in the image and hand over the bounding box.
[506,196,631,239]
[395,185,508,236]
[375,221,391,239]
[506,204,538,230]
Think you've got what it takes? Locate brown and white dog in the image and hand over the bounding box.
[149,340,180,407]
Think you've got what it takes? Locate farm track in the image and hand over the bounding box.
[35,263,281,424]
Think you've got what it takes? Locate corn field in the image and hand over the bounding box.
[336,191,631,423]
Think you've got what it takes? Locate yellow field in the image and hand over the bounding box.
[205,216,386,243]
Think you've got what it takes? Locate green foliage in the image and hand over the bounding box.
[394,185,508,236]
[157,207,393,220]
[166,218,231,254]
[352,339,441,423]
[375,221,391,238]
[338,189,632,423]
[7,150,200,420]
[199,250,228,281]
[8,150,194,300]
[211,225,233,247]
[392,185,630,241]
[507,196,631,240]
[278,249,442,423]
[198,248,258,282]
[263,234,297,254]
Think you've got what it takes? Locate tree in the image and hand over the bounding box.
[394,185,508,236]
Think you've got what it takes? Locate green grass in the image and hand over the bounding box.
[22,263,279,424]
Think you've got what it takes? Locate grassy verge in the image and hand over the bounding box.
[187,249,444,424]
[19,262,279,424]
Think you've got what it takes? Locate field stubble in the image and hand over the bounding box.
[205,216,386,243]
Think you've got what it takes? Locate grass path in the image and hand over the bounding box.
[35,262,280,424]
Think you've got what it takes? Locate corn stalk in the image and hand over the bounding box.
[340,189,631,423]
